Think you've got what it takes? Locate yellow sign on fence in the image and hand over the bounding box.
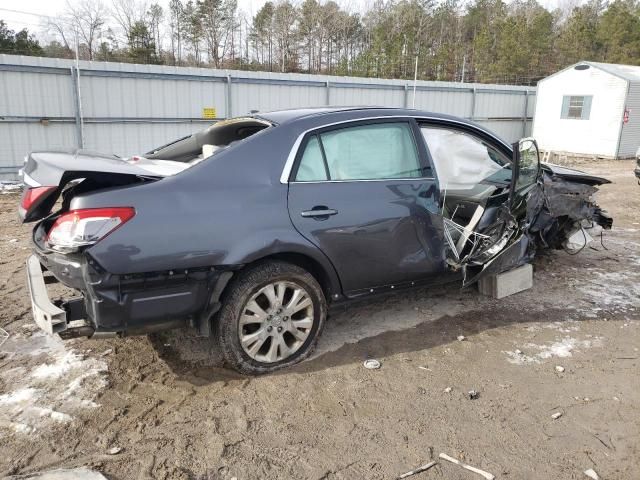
[202,107,217,119]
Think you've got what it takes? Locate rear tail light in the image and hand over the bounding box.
[19,186,57,219]
[46,207,135,252]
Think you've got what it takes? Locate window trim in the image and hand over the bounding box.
[280,115,512,184]
[288,115,435,184]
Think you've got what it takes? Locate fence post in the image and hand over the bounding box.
[70,66,84,149]
[325,81,331,105]
[522,90,529,137]
[471,87,477,120]
[226,74,232,118]
[404,84,409,108]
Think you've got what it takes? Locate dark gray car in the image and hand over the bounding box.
[20,107,612,374]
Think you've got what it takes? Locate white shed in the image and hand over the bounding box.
[533,61,640,159]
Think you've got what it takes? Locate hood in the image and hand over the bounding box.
[542,163,611,186]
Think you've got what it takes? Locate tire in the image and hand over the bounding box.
[214,261,327,375]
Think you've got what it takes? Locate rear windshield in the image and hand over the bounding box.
[145,117,271,163]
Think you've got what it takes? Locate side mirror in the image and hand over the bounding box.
[513,137,540,192]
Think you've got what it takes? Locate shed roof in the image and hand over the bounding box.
[542,61,640,83]
[585,62,640,81]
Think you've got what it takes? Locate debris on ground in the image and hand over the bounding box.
[551,412,563,420]
[0,181,22,194]
[0,327,8,348]
[584,468,600,479]
[363,359,381,370]
[468,390,479,400]
[457,335,466,341]
[444,387,452,393]
[107,446,123,455]
[439,453,495,480]
[7,468,108,479]
[555,365,565,373]
[396,460,437,479]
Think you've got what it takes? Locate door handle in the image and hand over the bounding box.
[301,207,338,218]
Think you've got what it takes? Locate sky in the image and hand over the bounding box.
[2,0,267,34]
[0,0,573,40]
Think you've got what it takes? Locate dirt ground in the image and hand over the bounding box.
[1,160,639,480]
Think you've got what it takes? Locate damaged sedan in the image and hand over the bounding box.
[20,107,612,374]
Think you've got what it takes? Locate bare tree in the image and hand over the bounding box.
[112,0,149,44]
[68,0,108,60]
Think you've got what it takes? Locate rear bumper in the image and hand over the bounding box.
[26,255,68,335]
[27,246,231,337]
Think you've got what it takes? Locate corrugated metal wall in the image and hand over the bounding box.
[0,55,536,180]
[618,81,640,158]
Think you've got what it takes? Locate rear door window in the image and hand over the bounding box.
[295,122,422,181]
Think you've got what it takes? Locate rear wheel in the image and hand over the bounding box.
[215,261,326,374]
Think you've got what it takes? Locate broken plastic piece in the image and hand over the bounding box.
[363,359,381,370]
[397,460,437,479]
[439,453,495,480]
[584,468,600,479]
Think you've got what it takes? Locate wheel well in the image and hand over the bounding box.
[248,252,335,300]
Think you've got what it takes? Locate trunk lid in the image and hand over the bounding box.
[19,149,167,223]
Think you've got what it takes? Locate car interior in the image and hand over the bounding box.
[420,126,513,263]
[145,117,271,163]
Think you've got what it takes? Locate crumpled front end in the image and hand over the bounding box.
[529,168,613,253]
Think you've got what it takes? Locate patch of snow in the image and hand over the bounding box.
[543,321,580,333]
[0,331,108,436]
[32,351,86,379]
[12,423,35,434]
[0,387,41,405]
[505,336,602,365]
[0,181,22,194]
[577,270,640,312]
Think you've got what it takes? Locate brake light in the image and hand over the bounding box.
[46,207,135,252]
[20,186,56,212]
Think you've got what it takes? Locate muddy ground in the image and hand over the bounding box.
[0,160,639,480]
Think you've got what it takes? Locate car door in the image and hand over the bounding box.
[418,124,543,285]
[460,137,543,285]
[286,119,447,296]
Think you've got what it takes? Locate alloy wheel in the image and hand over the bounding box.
[238,281,314,363]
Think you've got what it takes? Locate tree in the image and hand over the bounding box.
[182,0,203,65]
[597,0,640,64]
[169,0,184,64]
[0,20,43,56]
[251,2,275,70]
[148,3,164,59]
[273,1,298,72]
[127,20,161,63]
[556,0,604,65]
[63,0,108,60]
[198,0,237,67]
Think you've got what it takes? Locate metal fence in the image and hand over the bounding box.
[0,55,536,180]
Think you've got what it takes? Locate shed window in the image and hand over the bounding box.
[561,95,592,120]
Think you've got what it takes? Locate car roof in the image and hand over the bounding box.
[255,106,466,125]
[253,106,511,152]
